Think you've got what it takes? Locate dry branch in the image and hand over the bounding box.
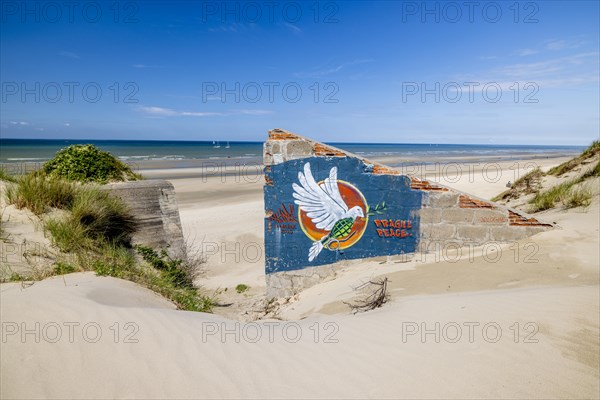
[344,277,390,314]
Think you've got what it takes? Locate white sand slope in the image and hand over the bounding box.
[1,273,598,399]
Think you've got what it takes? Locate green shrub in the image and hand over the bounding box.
[135,245,214,312]
[93,244,136,279]
[6,174,78,214]
[235,284,249,293]
[43,144,141,183]
[136,245,193,289]
[54,262,77,275]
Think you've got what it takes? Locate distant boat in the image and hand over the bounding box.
[213,140,220,148]
[225,141,230,148]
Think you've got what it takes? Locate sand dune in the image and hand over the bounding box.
[1,155,599,399]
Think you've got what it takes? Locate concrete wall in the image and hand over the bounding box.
[104,180,186,260]
[264,129,553,298]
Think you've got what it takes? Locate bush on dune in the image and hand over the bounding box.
[43,144,141,183]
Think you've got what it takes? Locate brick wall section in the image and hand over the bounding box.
[410,177,449,192]
[508,210,553,227]
[269,131,302,140]
[313,143,347,157]
[266,129,448,192]
[458,194,496,209]
[419,191,551,247]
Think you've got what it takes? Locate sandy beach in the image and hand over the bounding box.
[2,152,598,399]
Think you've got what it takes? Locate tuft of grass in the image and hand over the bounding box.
[492,167,543,201]
[135,245,214,312]
[136,245,192,288]
[45,218,89,252]
[581,140,600,159]
[0,168,17,183]
[579,160,600,180]
[43,144,141,183]
[529,181,572,212]
[92,243,137,278]
[548,140,600,176]
[54,262,77,275]
[563,186,592,209]
[235,284,249,293]
[44,186,136,252]
[70,187,136,246]
[529,179,593,212]
[5,174,78,215]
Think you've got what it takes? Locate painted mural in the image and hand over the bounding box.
[264,156,423,274]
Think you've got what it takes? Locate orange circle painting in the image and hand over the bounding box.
[298,179,369,250]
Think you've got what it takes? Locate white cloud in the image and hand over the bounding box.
[237,109,273,115]
[59,51,80,59]
[295,59,374,78]
[515,49,539,57]
[138,106,272,117]
[494,52,598,78]
[132,64,164,69]
[545,39,585,51]
[283,22,302,35]
[9,121,29,125]
[139,106,224,117]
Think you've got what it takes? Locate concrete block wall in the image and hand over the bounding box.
[103,180,187,260]
[263,129,554,298]
[419,192,551,251]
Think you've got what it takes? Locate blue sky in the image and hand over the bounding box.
[1,0,598,145]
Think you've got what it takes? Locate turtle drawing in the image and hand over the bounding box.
[292,162,365,261]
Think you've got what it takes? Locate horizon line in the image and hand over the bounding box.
[0,137,589,148]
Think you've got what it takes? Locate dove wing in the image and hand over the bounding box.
[292,163,348,231]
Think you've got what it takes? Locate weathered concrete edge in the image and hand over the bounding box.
[103,179,187,260]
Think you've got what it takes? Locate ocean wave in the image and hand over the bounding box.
[6,157,48,161]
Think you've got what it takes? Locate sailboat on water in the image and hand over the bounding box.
[213,140,220,148]
[225,141,230,148]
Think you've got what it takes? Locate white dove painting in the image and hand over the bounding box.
[293,162,367,261]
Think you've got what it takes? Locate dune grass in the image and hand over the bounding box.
[529,179,592,212]
[548,140,600,176]
[491,167,543,202]
[0,168,17,183]
[563,186,593,209]
[70,188,136,245]
[134,245,214,312]
[3,170,213,312]
[5,174,79,215]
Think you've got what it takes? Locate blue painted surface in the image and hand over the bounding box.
[264,156,423,274]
